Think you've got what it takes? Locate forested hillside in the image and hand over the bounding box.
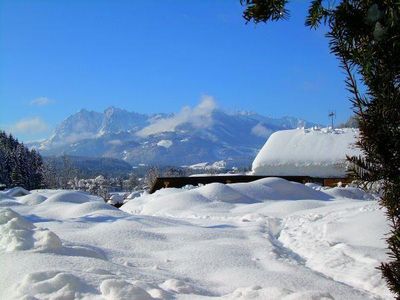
[0,131,44,190]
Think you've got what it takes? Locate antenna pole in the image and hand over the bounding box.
[328,111,336,129]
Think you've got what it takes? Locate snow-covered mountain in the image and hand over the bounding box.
[32,101,317,167]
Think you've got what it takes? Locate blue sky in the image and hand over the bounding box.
[0,0,353,141]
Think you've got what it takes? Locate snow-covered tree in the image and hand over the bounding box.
[0,131,44,189]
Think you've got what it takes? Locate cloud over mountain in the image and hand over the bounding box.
[11,117,49,135]
[136,95,217,137]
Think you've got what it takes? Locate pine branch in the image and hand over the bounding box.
[341,57,367,117]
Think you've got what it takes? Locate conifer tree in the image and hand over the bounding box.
[0,147,7,186]
[33,150,44,189]
[241,0,400,295]
[0,130,45,189]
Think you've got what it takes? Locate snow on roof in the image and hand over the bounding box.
[252,127,362,178]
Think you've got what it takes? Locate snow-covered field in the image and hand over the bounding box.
[0,178,392,299]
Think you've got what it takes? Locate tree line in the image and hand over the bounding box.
[0,131,44,190]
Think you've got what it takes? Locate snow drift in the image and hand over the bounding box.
[0,208,62,252]
[0,179,392,299]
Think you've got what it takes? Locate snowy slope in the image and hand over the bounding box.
[252,127,362,177]
[0,179,391,299]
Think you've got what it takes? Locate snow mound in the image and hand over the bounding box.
[324,186,377,200]
[198,183,253,203]
[0,208,62,252]
[137,190,213,216]
[122,178,330,216]
[62,201,119,218]
[160,278,195,294]
[0,187,30,199]
[43,190,102,204]
[34,200,124,221]
[19,193,48,205]
[15,191,126,221]
[0,199,21,207]
[13,271,90,300]
[252,128,361,177]
[248,177,330,200]
[100,279,155,300]
[225,285,334,300]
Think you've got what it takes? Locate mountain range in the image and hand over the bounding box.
[31,101,317,168]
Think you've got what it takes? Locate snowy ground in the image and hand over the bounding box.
[0,178,392,299]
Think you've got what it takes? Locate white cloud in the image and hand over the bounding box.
[251,123,272,138]
[63,133,94,144]
[137,95,217,137]
[10,117,49,135]
[30,97,53,106]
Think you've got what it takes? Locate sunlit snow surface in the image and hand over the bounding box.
[252,128,362,177]
[0,178,392,299]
